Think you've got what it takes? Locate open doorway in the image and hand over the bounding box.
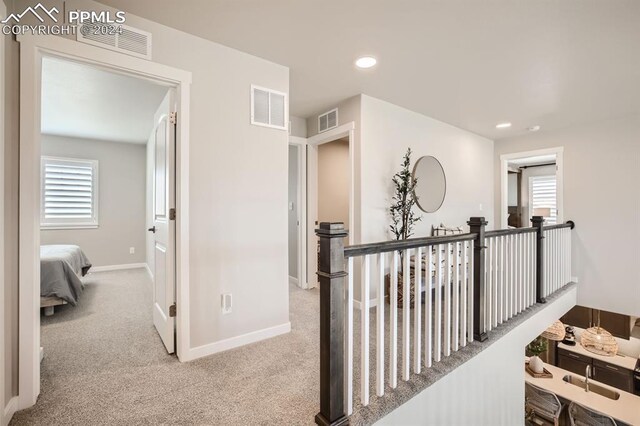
[38,56,177,367]
[500,148,563,229]
[306,123,355,288]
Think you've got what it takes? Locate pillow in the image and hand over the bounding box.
[432,223,464,236]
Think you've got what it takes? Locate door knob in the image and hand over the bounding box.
[148,226,156,233]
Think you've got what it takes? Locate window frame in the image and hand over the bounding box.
[40,156,99,230]
[529,174,557,225]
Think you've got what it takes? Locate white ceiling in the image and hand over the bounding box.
[42,57,169,144]
[98,0,640,140]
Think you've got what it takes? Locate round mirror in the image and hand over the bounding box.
[412,156,446,213]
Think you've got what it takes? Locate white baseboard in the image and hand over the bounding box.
[145,263,153,279]
[571,276,579,283]
[90,263,148,273]
[354,298,379,310]
[288,275,298,286]
[3,396,18,426]
[186,322,291,361]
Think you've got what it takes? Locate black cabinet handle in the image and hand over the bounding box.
[604,364,618,371]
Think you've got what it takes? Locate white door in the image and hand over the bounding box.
[150,91,176,354]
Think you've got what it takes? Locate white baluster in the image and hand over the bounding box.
[346,257,354,415]
[452,242,460,351]
[389,251,398,388]
[497,236,504,325]
[435,244,442,362]
[376,252,385,397]
[492,238,498,327]
[460,241,467,347]
[468,240,474,343]
[426,246,434,365]
[486,238,492,331]
[361,255,370,406]
[402,249,411,380]
[414,247,422,373]
[444,243,452,357]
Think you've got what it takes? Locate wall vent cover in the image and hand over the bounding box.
[251,85,288,131]
[77,23,152,60]
[318,108,338,133]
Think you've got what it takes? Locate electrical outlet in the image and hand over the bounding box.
[129,247,135,254]
[221,293,232,314]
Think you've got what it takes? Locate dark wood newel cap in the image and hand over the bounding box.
[467,217,488,226]
[316,222,348,237]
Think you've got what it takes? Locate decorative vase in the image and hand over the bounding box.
[529,355,544,373]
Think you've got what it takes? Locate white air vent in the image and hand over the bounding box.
[251,85,288,130]
[318,108,338,133]
[77,23,152,60]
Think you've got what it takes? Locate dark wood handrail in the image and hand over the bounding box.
[485,226,536,238]
[344,232,477,258]
[543,220,575,231]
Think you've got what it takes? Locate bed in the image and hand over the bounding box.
[40,245,92,316]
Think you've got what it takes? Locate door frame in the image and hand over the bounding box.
[307,122,355,288]
[499,147,564,229]
[17,34,192,409]
[288,137,308,288]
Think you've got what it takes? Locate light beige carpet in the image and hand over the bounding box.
[11,269,320,425]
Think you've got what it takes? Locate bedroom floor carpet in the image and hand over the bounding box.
[11,269,321,425]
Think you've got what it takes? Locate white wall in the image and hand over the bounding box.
[494,115,640,317]
[289,115,307,138]
[0,0,5,417]
[360,95,495,242]
[40,135,147,267]
[507,173,518,206]
[317,139,350,227]
[378,285,577,426]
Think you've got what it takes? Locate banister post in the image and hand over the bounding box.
[531,216,546,303]
[467,217,488,342]
[315,222,349,426]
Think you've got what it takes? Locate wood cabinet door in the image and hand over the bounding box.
[598,310,631,340]
[561,306,592,329]
[557,351,591,376]
[593,360,634,393]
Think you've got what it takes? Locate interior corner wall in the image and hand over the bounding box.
[40,135,147,267]
[317,139,350,226]
[3,0,19,408]
[0,0,6,414]
[289,115,307,138]
[493,115,640,317]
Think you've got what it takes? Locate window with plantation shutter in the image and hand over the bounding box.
[529,175,557,225]
[41,156,99,229]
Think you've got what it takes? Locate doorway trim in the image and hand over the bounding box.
[307,122,356,288]
[288,137,308,288]
[499,147,564,229]
[17,34,192,409]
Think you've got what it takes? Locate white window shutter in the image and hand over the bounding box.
[530,175,557,224]
[41,157,99,228]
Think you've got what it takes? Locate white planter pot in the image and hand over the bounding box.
[530,355,544,373]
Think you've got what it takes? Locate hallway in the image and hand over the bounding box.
[12,269,319,425]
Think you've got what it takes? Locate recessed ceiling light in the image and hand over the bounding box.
[528,125,541,132]
[496,122,512,129]
[355,56,377,69]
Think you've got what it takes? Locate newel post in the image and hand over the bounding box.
[468,217,488,342]
[531,216,546,303]
[315,222,349,426]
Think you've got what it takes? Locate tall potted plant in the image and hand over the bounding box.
[386,148,422,308]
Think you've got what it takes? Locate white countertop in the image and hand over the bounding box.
[525,360,640,425]
[558,342,638,371]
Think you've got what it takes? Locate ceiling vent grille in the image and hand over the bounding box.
[77,23,152,60]
[251,85,288,131]
[318,108,338,133]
